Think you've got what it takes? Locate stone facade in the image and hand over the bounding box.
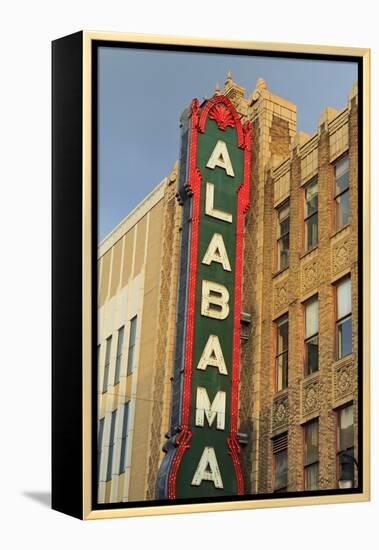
[97,167,182,504]
[241,79,359,493]
[97,75,359,502]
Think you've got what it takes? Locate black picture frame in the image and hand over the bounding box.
[52,31,370,520]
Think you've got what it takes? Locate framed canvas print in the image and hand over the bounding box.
[52,31,370,519]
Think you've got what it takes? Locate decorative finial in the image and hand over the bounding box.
[255,77,267,90]
[226,70,232,81]
[214,82,221,96]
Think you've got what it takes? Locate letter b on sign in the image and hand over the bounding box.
[201,280,230,320]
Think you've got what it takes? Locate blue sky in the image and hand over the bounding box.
[98,46,357,241]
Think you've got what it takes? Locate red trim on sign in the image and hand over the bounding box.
[182,167,202,428]
[229,120,252,495]
[167,427,192,499]
[181,99,202,429]
[227,434,244,494]
[198,95,244,148]
[167,99,201,499]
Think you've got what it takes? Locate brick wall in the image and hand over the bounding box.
[239,85,359,494]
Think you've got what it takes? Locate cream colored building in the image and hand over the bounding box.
[97,74,359,503]
[97,168,181,503]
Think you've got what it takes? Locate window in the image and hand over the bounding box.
[275,315,288,391]
[106,410,117,482]
[114,326,125,385]
[337,404,355,487]
[127,316,138,375]
[304,419,319,490]
[119,401,130,474]
[98,417,105,483]
[304,179,318,251]
[276,202,290,270]
[97,344,101,387]
[102,336,112,393]
[273,433,288,492]
[334,156,349,230]
[304,297,318,375]
[336,277,352,359]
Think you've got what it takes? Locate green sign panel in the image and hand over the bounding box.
[156,96,251,500]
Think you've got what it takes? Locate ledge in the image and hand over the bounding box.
[272,266,289,279]
[273,388,288,399]
[302,370,320,384]
[331,223,350,241]
[333,354,353,369]
[300,245,318,261]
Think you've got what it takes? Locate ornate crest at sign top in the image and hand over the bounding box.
[209,103,236,130]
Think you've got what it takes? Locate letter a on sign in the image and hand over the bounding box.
[202,233,231,271]
[191,447,224,489]
[206,140,235,177]
[197,334,228,375]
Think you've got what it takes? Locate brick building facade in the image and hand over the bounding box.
[97,75,359,503]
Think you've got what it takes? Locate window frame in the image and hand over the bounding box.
[119,401,130,474]
[97,417,105,484]
[106,410,117,482]
[336,403,355,486]
[304,295,319,376]
[334,155,350,231]
[272,433,288,492]
[275,314,289,392]
[114,325,125,385]
[102,335,113,394]
[303,418,319,491]
[276,200,290,272]
[303,177,318,252]
[127,315,138,376]
[335,276,352,360]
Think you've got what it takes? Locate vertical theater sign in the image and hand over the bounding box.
[156,95,252,500]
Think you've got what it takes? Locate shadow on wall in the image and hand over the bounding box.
[22,491,51,508]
